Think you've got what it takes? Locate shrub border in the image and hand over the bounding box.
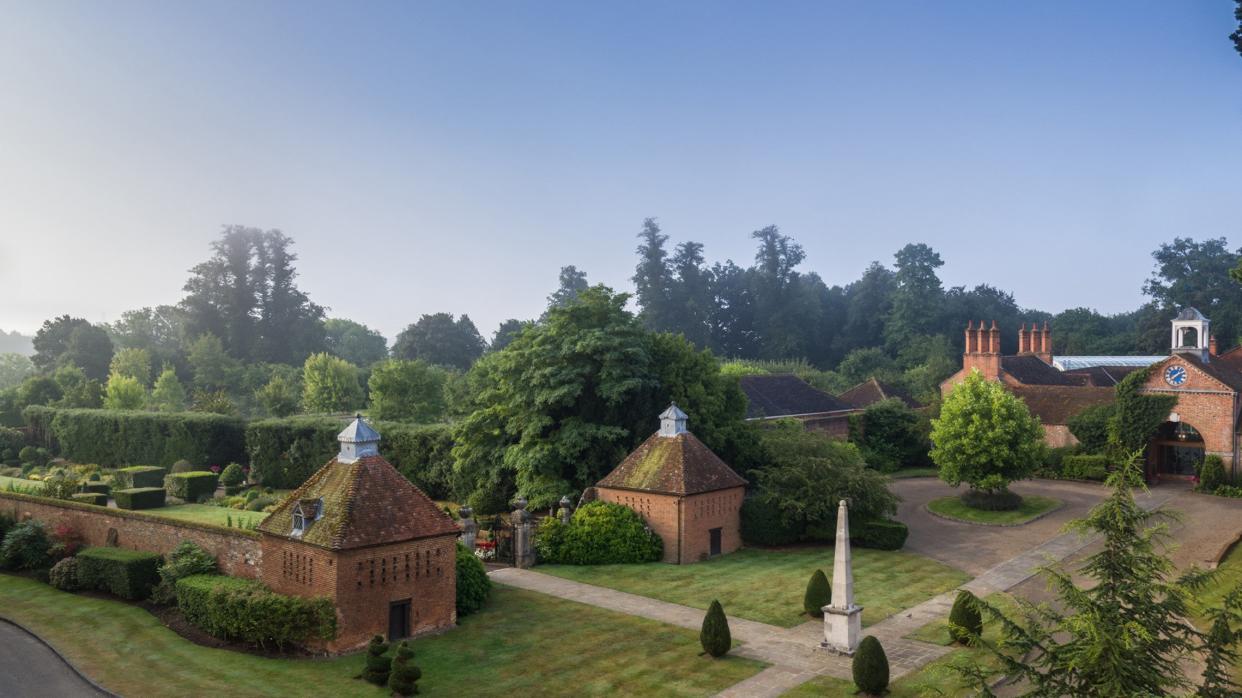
[923,495,1064,528]
[0,490,260,540]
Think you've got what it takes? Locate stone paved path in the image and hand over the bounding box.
[490,484,1185,697]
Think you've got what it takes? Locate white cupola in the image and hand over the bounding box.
[658,404,689,437]
[1171,307,1211,362]
[337,414,381,463]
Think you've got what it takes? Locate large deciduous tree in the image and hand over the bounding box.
[109,348,153,386]
[392,313,485,371]
[0,354,34,391]
[546,265,589,311]
[1148,237,1242,345]
[323,318,388,367]
[32,316,114,381]
[301,353,363,414]
[368,359,447,422]
[103,372,146,410]
[489,319,528,352]
[150,366,188,413]
[885,243,945,350]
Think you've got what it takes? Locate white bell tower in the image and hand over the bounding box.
[1171,307,1211,362]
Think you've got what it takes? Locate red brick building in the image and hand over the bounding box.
[839,377,925,411]
[595,405,747,564]
[257,417,459,652]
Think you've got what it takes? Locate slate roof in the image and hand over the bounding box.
[1175,353,1242,393]
[1175,307,1208,321]
[1009,385,1116,425]
[1000,355,1078,386]
[257,454,458,549]
[739,374,854,419]
[597,430,747,496]
[838,377,923,409]
[1060,365,1143,388]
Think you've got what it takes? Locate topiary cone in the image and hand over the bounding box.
[852,635,889,695]
[388,640,422,696]
[803,569,831,617]
[362,635,392,686]
[948,590,982,645]
[700,599,732,657]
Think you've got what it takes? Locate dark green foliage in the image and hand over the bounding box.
[455,542,491,616]
[176,574,336,649]
[1061,455,1110,482]
[533,501,662,565]
[699,599,731,658]
[803,569,830,617]
[48,556,82,591]
[0,520,50,570]
[1067,403,1115,454]
[948,590,982,645]
[169,459,195,473]
[245,494,276,511]
[1109,368,1178,452]
[115,466,166,489]
[388,640,422,696]
[849,398,931,472]
[362,635,393,685]
[18,445,44,465]
[40,475,80,500]
[21,406,246,469]
[1199,588,1242,698]
[81,481,110,496]
[392,312,486,372]
[77,546,162,599]
[0,427,24,456]
[851,635,890,695]
[114,487,166,510]
[960,488,1022,511]
[70,492,108,506]
[739,497,800,546]
[852,519,908,551]
[166,471,219,501]
[1199,455,1227,492]
[219,462,245,489]
[151,541,218,605]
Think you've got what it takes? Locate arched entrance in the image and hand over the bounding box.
[1148,420,1205,479]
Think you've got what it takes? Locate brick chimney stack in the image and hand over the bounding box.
[961,320,1002,379]
[1034,321,1053,365]
[1017,324,1028,353]
[1211,334,1219,357]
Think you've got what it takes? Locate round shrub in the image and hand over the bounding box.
[220,462,245,487]
[170,460,195,473]
[152,541,218,605]
[246,494,276,511]
[388,641,422,696]
[699,599,731,658]
[18,446,39,465]
[362,635,392,686]
[740,497,801,546]
[803,569,831,617]
[948,590,983,645]
[1199,455,1226,493]
[535,501,662,565]
[456,543,491,617]
[960,488,1022,512]
[852,635,889,695]
[49,556,82,591]
[0,520,50,570]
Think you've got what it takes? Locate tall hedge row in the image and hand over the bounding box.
[23,406,245,468]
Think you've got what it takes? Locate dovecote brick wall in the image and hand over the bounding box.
[596,486,744,564]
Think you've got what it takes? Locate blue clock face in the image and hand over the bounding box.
[1165,365,1188,386]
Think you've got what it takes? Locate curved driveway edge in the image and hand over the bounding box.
[922,497,1066,527]
[0,617,116,697]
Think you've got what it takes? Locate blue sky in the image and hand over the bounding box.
[1,2,1239,341]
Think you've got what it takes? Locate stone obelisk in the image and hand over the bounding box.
[822,499,863,655]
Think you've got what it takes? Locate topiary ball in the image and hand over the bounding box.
[852,635,889,695]
[803,569,831,617]
[948,590,983,645]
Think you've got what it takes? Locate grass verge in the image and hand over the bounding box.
[926,494,1061,526]
[145,503,268,528]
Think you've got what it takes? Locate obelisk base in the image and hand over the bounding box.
[821,603,863,655]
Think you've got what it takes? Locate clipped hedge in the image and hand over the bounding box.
[81,482,110,496]
[739,497,801,547]
[70,492,108,506]
[176,574,336,649]
[1061,454,1110,482]
[116,466,167,489]
[166,472,219,502]
[245,416,453,493]
[534,501,662,564]
[114,487,166,510]
[22,406,245,468]
[77,546,162,599]
[852,519,908,551]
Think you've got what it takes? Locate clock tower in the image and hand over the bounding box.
[1171,307,1211,363]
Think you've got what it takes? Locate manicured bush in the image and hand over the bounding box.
[245,494,276,511]
[71,492,108,506]
[852,635,890,695]
[115,465,166,489]
[0,520,50,570]
[220,462,245,494]
[1061,455,1110,482]
[362,635,392,685]
[165,471,219,502]
[456,542,491,617]
[804,569,831,617]
[1198,455,1226,493]
[948,590,982,645]
[48,556,82,591]
[77,547,162,600]
[170,459,196,473]
[114,487,166,510]
[852,519,909,551]
[40,475,80,500]
[21,406,246,469]
[176,574,336,649]
[699,599,731,658]
[388,641,421,696]
[81,481,110,496]
[151,541,218,605]
[533,501,662,565]
[740,497,801,546]
[18,445,45,466]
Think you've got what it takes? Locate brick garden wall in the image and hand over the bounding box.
[0,492,261,578]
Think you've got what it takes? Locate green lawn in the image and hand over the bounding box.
[927,495,1061,526]
[146,503,268,529]
[539,546,969,628]
[0,575,764,697]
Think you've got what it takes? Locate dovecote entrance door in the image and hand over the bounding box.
[389,599,411,640]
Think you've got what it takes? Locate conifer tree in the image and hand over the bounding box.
[362,635,392,686]
[947,590,982,645]
[803,569,831,618]
[699,599,732,658]
[851,635,889,695]
[388,640,422,696]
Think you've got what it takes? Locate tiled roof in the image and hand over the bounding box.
[739,374,854,419]
[1009,385,1116,425]
[597,430,747,496]
[1060,365,1143,388]
[1001,355,1077,386]
[1176,353,1242,393]
[838,377,923,409]
[257,454,458,549]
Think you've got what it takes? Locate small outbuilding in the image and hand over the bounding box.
[257,416,460,652]
[594,405,747,564]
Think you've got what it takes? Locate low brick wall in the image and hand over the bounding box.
[0,492,261,578]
